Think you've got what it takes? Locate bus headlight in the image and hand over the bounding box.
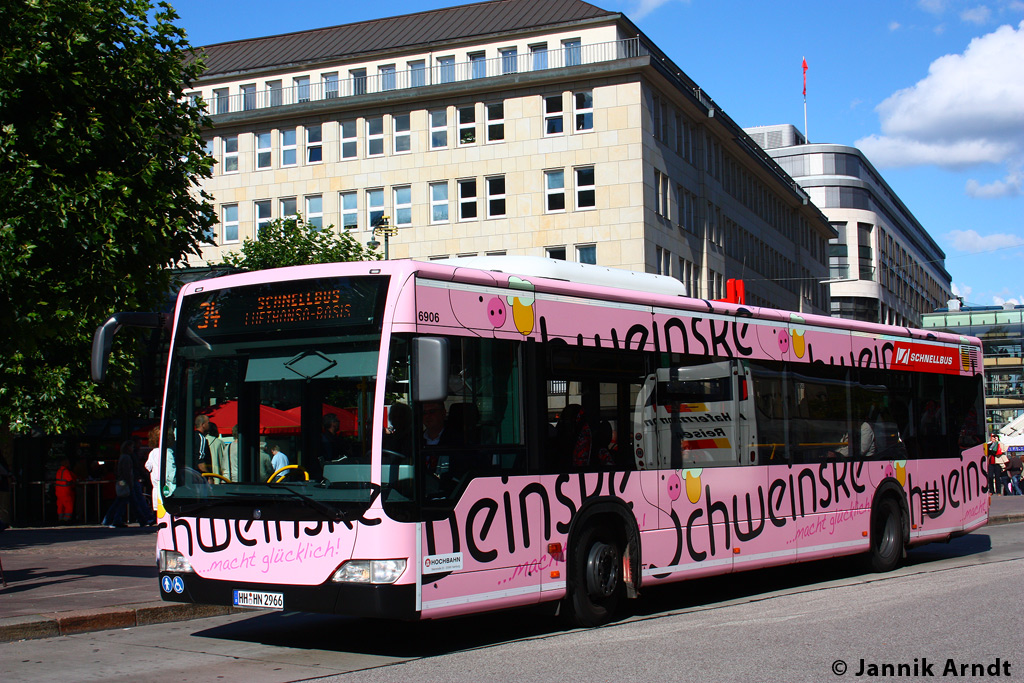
[331,559,407,584]
[159,550,195,573]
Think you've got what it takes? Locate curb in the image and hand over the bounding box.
[0,602,241,643]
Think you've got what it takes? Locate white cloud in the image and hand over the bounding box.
[919,0,947,13]
[994,295,1023,305]
[889,20,902,31]
[952,282,973,299]
[629,0,682,20]
[855,20,1024,190]
[946,229,1024,253]
[966,168,1023,197]
[961,5,993,23]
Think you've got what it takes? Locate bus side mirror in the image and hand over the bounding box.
[91,312,169,383]
[412,337,449,403]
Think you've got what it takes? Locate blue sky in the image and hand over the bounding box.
[169,0,1024,308]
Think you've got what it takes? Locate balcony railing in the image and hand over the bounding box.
[204,37,644,115]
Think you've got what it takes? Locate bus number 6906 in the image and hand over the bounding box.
[418,311,440,323]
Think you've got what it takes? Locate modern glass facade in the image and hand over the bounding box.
[922,306,1024,432]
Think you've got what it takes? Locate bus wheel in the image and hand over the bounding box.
[867,497,903,572]
[566,525,623,627]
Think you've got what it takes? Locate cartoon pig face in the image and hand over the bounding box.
[777,329,790,354]
[487,297,507,327]
[667,473,682,501]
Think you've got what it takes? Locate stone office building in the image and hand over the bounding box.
[186,0,834,312]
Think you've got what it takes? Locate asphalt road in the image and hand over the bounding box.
[2,522,1020,683]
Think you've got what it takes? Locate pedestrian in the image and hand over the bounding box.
[206,422,226,482]
[269,443,289,473]
[987,434,1003,495]
[144,426,163,514]
[194,414,211,472]
[103,441,151,528]
[54,457,77,524]
[1006,450,1023,495]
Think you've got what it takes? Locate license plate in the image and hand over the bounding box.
[233,590,284,610]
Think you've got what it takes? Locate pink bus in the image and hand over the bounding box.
[92,257,990,626]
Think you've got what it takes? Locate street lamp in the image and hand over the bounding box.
[368,216,398,260]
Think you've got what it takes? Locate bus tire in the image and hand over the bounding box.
[867,496,904,573]
[565,524,624,627]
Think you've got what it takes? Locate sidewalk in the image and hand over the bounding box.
[2,496,1023,643]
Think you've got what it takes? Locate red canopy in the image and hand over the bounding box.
[201,401,301,435]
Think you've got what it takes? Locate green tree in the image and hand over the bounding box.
[0,0,216,438]
[221,215,381,271]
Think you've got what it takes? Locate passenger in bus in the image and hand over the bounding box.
[320,413,343,464]
[193,414,210,472]
[556,404,593,469]
[258,442,274,482]
[421,401,455,447]
[383,402,413,456]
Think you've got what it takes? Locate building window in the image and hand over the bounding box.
[367,188,384,227]
[470,52,486,79]
[340,191,357,231]
[575,166,595,209]
[295,76,310,103]
[214,88,229,114]
[530,43,548,70]
[544,95,564,136]
[380,65,396,91]
[409,60,426,87]
[340,121,357,159]
[323,72,338,99]
[280,197,297,220]
[577,244,597,264]
[255,132,271,169]
[267,80,282,107]
[222,135,238,173]
[241,84,256,110]
[306,125,322,164]
[858,223,874,281]
[367,116,384,157]
[430,109,448,149]
[393,185,412,226]
[281,129,297,167]
[547,246,567,260]
[708,269,723,300]
[486,176,506,218]
[486,102,504,143]
[350,68,366,96]
[306,195,323,229]
[438,56,455,84]
[545,170,565,212]
[654,170,669,219]
[501,48,518,74]
[657,246,671,276]
[563,38,581,66]
[458,105,476,145]
[255,200,272,234]
[430,181,449,223]
[222,204,239,243]
[458,178,478,220]
[680,257,698,296]
[574,91,593,132]
[393,113,411,154]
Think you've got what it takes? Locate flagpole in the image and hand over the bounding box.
[802,56,809,143]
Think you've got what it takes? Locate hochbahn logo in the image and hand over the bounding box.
[892,342,957,373]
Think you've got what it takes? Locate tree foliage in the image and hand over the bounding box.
[221,216,381,272]
[0,0,216,435]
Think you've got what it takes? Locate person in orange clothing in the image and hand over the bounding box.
[55,457,77,524]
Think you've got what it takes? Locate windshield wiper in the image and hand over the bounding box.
[266,483,345,522]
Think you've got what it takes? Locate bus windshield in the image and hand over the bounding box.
[159,275,388,518]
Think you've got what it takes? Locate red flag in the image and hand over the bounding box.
[802,57,808,97]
